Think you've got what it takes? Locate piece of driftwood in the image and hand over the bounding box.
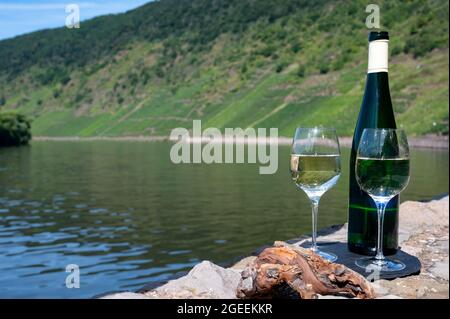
[237,241,374,299]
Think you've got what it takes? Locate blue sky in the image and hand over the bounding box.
[0,0,151,40]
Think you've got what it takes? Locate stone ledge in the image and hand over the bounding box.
[100,196,449,299]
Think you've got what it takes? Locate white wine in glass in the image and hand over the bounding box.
[355,128,410,272]
[290,127,341,262]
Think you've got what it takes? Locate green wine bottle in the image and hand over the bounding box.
[348,31,399,256]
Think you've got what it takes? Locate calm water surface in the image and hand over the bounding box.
[0,141,448,298]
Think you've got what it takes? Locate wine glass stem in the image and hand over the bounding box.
[374,200,387,262]
[310,199,319,252]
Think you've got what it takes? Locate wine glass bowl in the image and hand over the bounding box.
[355,128,410,271]
[290,127,341,262]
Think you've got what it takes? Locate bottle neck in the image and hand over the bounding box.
[362,72,396,129]
[368,39,389,74]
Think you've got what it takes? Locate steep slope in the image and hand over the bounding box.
[0,0,448,137]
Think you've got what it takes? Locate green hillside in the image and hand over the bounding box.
[0,0,448,137]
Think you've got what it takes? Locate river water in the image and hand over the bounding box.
[0,141,448,298]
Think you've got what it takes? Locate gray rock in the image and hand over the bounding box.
[373,196,449,299]
[230,256,256,270]
[145,260,241,299]
[317,295,356,299]
[430,258,449,281]
[100,292,151,299]
[399,197,449,231]
[378,294,403,299]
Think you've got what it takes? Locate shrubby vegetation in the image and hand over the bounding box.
[0,0,447,78]
[0,0,448,137]
[0,112,32,146]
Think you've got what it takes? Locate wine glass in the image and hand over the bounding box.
[355,128,410,271]
[290,127,341,262]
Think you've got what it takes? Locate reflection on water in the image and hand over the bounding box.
[0,141,448,298]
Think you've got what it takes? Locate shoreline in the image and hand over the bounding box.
[32,134,449,149]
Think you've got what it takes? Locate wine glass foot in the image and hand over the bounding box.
[355,257,405,272]
[316,250,337,262]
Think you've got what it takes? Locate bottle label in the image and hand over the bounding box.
[368,39,388,73]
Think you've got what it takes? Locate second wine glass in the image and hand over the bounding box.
[355,128,410,272]
[290,127,341,262]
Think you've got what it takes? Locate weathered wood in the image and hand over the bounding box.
[237,241,375,299]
